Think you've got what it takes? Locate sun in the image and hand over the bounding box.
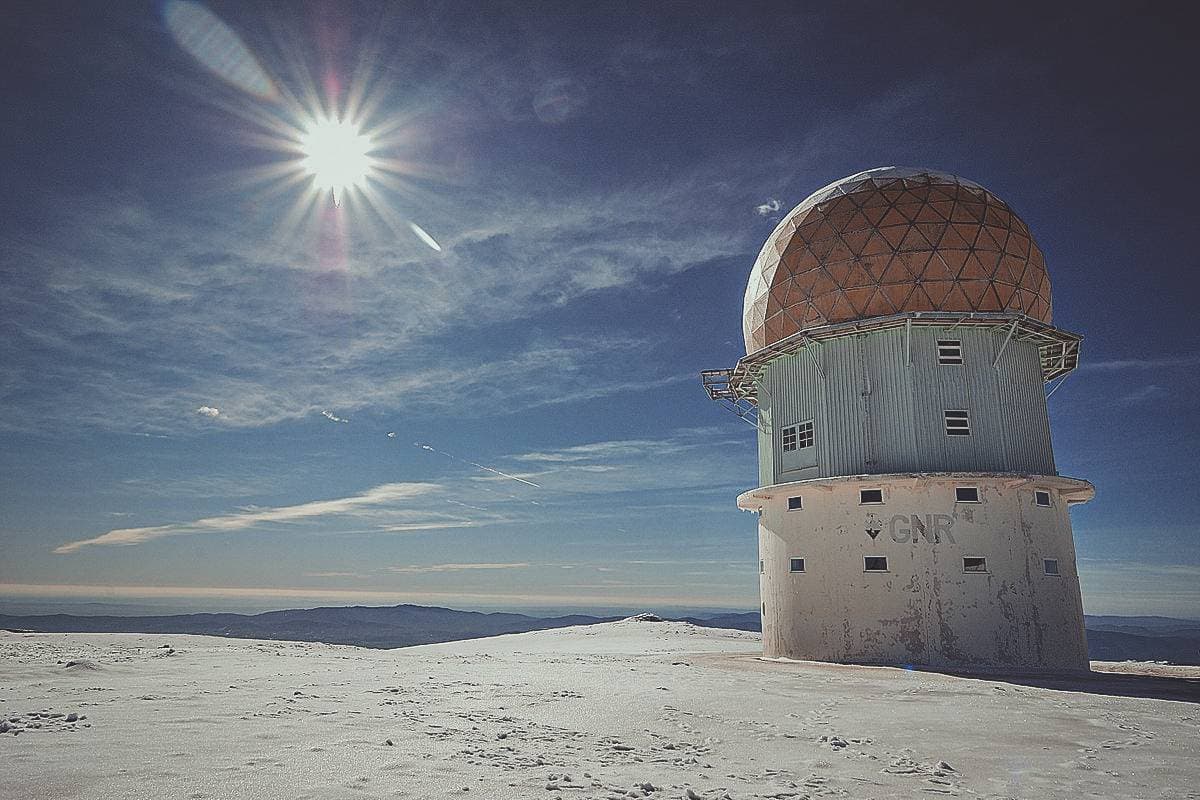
[299,118,375,204]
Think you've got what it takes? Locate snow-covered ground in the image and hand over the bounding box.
[1,620,1197,799]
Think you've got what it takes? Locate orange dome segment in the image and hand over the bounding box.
[743,167,1052,353]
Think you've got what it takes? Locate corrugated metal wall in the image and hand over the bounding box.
[755,326,1056,484]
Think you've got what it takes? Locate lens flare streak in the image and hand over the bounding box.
[414,442,541,489]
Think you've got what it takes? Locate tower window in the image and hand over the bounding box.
[1044,559,1060,576]
[963,556,988,573]
[944,410,971,435]
[1034,490,1052,507]
[937,339,963,365]
[955,486,980,503]
[864,556,888,572]
[796,420,814,448]
[787,495,803,511]
[789,558,805,573]
[759,559,764,574]
[782,425,797,451]
[859,488,884,504]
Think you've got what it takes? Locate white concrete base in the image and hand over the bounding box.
[738,473,1093,673]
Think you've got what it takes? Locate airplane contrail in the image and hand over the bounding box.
[414,442,541,488]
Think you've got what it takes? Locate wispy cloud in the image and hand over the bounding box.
[1079,354,1200,372]
[1117,384,1168,405]
[54,481,441,554]
[386,562,530,573]
[0,581,757,610]
[1,172,751,435]
[376,520,478,532]
[1077,558,1200,617]
[321,410,349,423]
[754,198,781,216]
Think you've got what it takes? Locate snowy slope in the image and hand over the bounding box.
[1,620,1197,799]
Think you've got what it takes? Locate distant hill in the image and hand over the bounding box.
[0,604,612,649]
[678,613,1200,665]
[675,612,761,632]
[3,605,1197,664]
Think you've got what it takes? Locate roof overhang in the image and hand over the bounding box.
[737,472,1095,510]
[703,312,1081,405]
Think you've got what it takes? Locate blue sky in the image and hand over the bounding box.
[1,1,1197,618]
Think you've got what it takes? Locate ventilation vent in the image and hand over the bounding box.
[937,339,963,365]
[944,410,971,436]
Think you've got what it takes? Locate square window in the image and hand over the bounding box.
[789,558,805,573]
[955,486,980,503]
[777,424,796,450]
[782,425,797,452]
[864,556,888,572]
[859,488,884,504]
[963,556,987,573]
[1035,490,1052,507]
[787,496,803,511]
[1044,559,1060,576]
[944,410,971,436]
[937,339,963,365]
[796,420,815,449]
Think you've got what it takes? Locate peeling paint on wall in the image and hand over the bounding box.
[750,475,1090,672]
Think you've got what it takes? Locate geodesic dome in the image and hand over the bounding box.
[743,167,1052,353]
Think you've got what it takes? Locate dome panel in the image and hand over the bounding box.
[742,167,1053,352]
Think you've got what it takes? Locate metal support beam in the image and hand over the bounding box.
[904,318,912,366]
[992,318,1019,368]
[1046,371,1073,399]
[802,336,825,379]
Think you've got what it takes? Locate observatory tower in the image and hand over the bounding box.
[703,167,1093,672]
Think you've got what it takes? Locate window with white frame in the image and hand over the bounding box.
[1044,559,1060,576]
[944,409,971,436]
[789,558,806,573]
[782,425,797,451]
[859,488,884,504]
[963,556,988,573]
[787,495,803,511]
[937,339,963,365]
[1034,490,1052,507]
[796,419,814,448]
[955,486,980,503]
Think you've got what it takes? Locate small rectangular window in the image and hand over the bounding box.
[955,486,980,503]
[937,339,963,365]
[782,425,798,452]
[759,559,764,574]
[859,488,884,505]
[796,420,815,449]
[1044,559,1060,576]
[789,558,805,573]
[787,495,803,511]
[1034,490,1051,507]
[963,556,988,573]
[864,556,888,572]
[944,410,971,436]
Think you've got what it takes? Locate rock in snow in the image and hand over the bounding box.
[0,622,1196,799]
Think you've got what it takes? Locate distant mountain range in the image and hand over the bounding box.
[0,605,608,649]
[2,605,1197,664]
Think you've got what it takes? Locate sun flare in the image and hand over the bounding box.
[299,118,375,204]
